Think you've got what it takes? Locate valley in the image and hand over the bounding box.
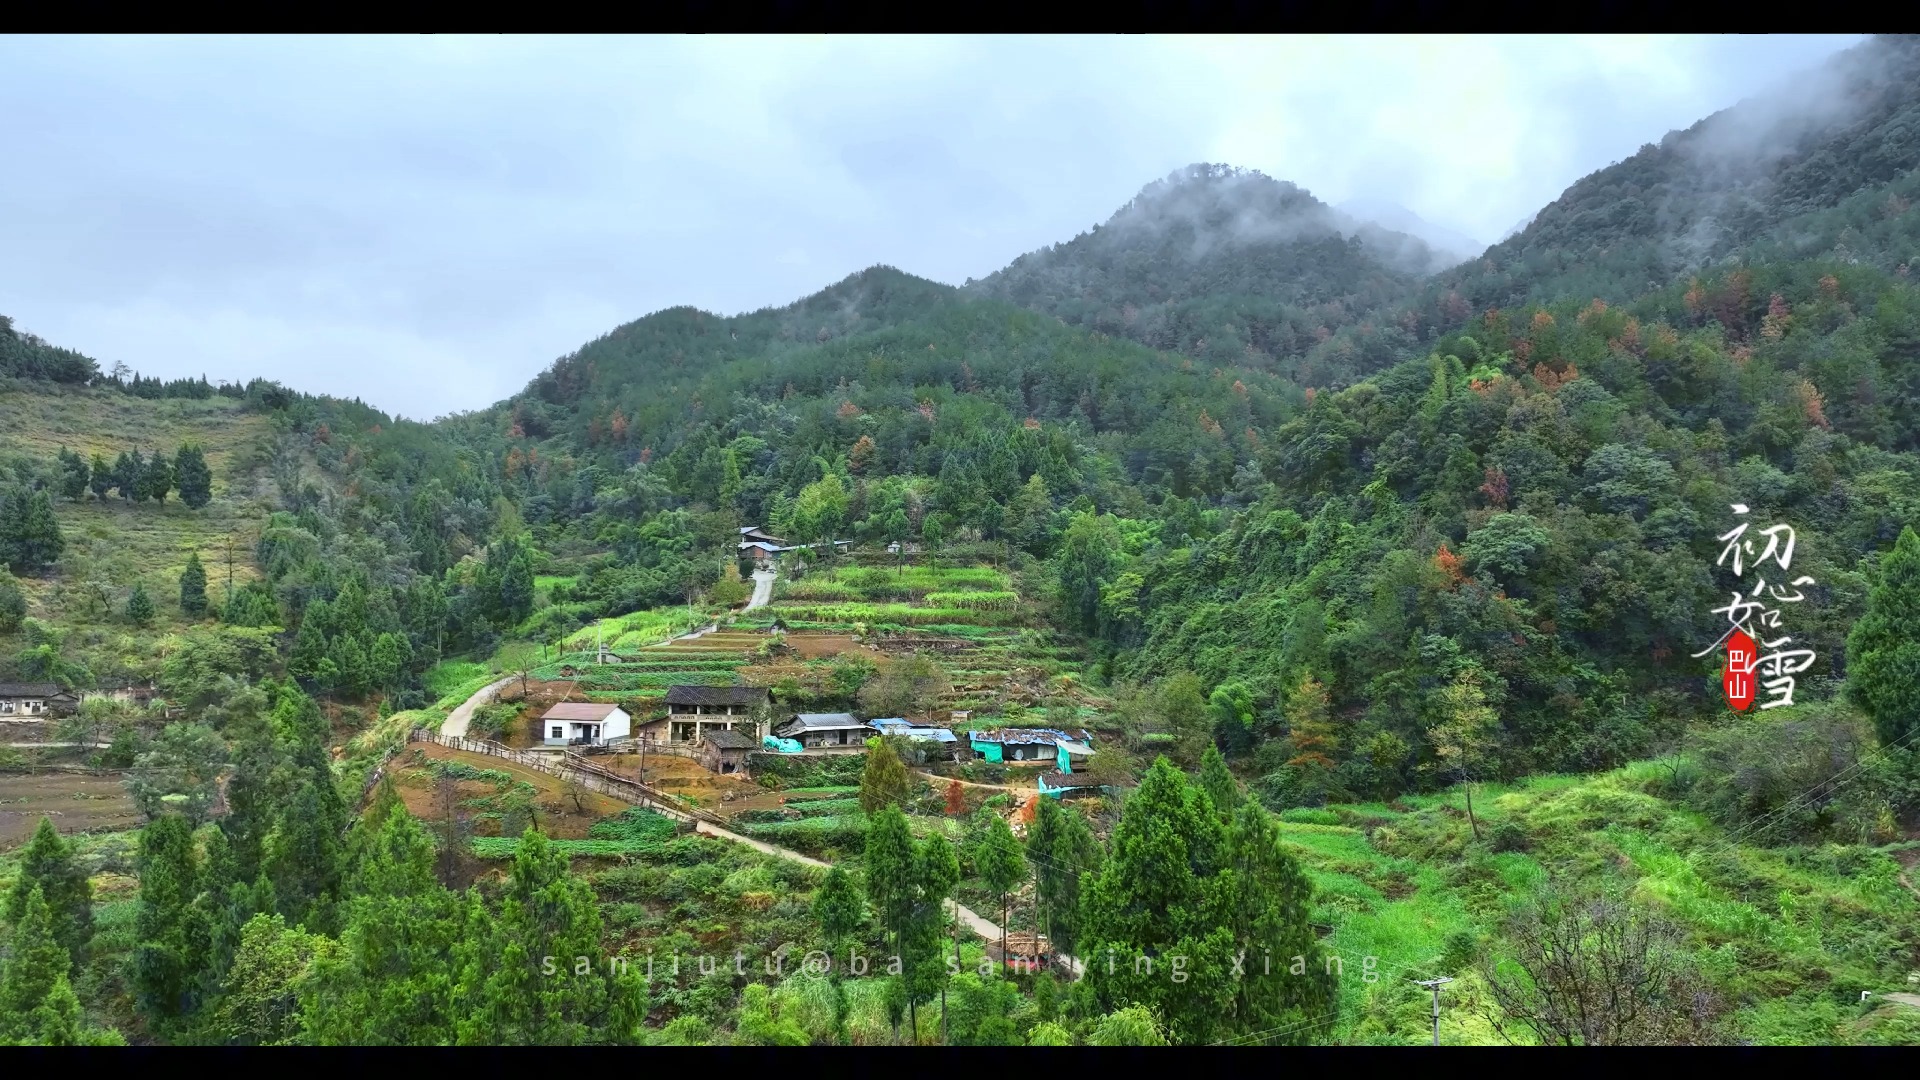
[3,33,1920,1048]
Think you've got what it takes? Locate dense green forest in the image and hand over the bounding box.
[3,33,1920,1047]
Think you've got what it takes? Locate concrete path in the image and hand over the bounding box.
[687,816,1072,972]
[440,675,514,738]
[913,769,1031,795]
[421,722,1077,976]
[747,569,776,611]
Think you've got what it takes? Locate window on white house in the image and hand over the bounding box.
[552,727,563,739]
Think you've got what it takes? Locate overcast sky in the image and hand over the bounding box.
[0,34,1865,420]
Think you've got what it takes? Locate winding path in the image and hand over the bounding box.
[747,568,776,611]
[439,675,514,738]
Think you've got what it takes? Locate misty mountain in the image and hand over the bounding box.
[1423,33,1920,315]
[966,164,1440,372]
[1336,196,1486,269]
[1497,211,1537,243]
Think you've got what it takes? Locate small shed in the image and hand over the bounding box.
[698,728,758,775]
[987,931,1054,972]
[1055,739,1094,774]
[870,718,962,761]
[539,702,631,747]
[774,712,870,749]
[1038,769,1101,799]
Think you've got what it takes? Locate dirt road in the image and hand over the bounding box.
[440,675,514,738]
[748,569,776,610]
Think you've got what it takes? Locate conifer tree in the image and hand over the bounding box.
[0,489,65,572]
[1198,743,1243,814]
[173,444,213,509]
[55,447,89,501]
[4,817,94,969]
[133,813,209,1023]
[117,449,143,501]
[142,453,174,504]
[0,565,24,634]
[974,814,1024,977]
[179,551,209,618]
[125,582,154,627]
[1848,525,1920,749]
[0,886,124,1044]
[87,452,112,501]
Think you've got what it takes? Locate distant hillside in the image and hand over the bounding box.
[1336,196,1485,269]
[1428,33,1920,314]
[0,313,99,384]
[966,164,1440,375]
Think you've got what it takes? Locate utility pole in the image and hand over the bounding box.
[1413,977,1454,1045]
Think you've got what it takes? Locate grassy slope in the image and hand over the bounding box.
[0,386,275,663]
[1290,764,1920,1046]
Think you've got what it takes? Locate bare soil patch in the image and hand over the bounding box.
[390,742,630,839]
[0,771,143,849]
[596,751,761,808]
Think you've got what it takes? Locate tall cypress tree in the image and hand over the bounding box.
[87,452,113,501]
[974,815,1024,977]
[1218,802,1335,1042]
[300,809,464,1046]
[116,450,143,501]
[0,489,67,572]
[1081,757,1236,1044]
[0,886,123,1044]
[55,447,89,501]
[1848,525,1920,749]
[142,453,174,504]
[1198,743,1243,814]
[0,564,25,634]
[173,444,213,509]
[4,817,94,969]
[132,813,209,1023]
[179,551,209,618]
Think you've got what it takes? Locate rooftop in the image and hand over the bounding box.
[1038,769,1099,789]
[702,728,758,750]
[542,702,623,722]
[970,728,1094,746]
[870,719,959,743]
[783,712,867,731]
[0,683,66,698]
[666,685,771,708]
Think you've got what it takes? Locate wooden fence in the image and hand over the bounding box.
[407,729,728,827]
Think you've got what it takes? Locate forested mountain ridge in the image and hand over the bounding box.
[966,164,1444,376]
[4,34,1920,1049]
[1402,34,1920,332]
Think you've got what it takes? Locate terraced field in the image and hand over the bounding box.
[748,561,1103,717]
[534,626,766,715]
[516,558,1107,726]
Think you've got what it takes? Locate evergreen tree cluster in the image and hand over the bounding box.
[51,443,212,508]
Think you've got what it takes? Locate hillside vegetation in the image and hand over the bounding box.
[2,33,1920,1048]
